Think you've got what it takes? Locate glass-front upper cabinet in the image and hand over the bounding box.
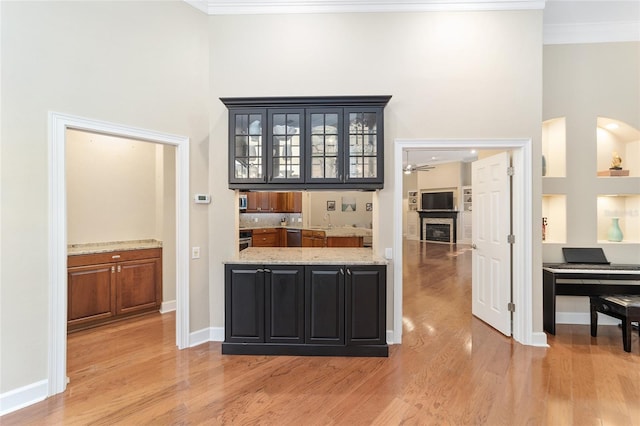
[307,109,343,183]
[346,108,383,183]
[269,109,304,183]
[222,96,390,190]
[229,109,266,184]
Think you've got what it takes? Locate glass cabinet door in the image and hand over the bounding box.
[306,109,343,182]
[230,109,266,183]
[268,109,303,183]
[345,108,383,182]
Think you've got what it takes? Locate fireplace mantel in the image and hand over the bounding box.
[418,210,459,243]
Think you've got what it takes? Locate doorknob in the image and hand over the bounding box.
[471,244,477,249]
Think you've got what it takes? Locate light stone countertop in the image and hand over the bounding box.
[68,239,162,256]
[226,247,387,265]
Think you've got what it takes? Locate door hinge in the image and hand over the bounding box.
[507,234,515,244]
[508,302,516,312]
[507,166,514,176]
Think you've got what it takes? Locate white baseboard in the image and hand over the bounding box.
[531,332,549,347]
[160,300,176,314]
[189,328,211,347]
[210,327,224,342]
[189,327,225,347]
[557,311,620,326]
[0,379,48,416]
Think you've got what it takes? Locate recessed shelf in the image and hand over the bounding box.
[542,117,566,178]
[596,117,639,178]
[597,194,640,243]
[542,195,566,244]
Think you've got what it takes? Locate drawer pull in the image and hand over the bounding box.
[112,255,121,259]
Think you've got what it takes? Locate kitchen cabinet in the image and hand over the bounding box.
[326,236,363,247]
[302,230,325,247]
[67,248,162,332]
[222,96,391,190]
[252,228,280,247]
[305,266,345,345]
[225,264,305,344]
[242,191,301,213]
[346,265,386,345]
[223,262,387,356]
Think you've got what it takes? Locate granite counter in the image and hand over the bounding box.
[225,247,387,265]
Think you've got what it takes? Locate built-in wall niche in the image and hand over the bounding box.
[542,117,566,177]
[596,117,640,177]
[597,195,640,243]
[542,195,566,243]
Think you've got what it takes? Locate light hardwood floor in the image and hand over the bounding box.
[3,240,639,425]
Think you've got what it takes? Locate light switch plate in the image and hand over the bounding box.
[191,247,200,259]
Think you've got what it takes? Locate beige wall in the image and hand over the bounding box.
[66,130,160,244]
[1,2,546,400]
[307,192,373,228]
[0,1,209,393]
[209,10,544,333]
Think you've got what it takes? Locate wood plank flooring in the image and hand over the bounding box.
[3,240,639,425]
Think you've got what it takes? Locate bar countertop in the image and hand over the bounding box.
[225,247,387,265]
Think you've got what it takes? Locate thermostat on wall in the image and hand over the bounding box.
[193,194,211,204]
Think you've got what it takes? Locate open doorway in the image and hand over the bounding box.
[48,112,190,397]
[393,139,537,347]
[65,129,176,330]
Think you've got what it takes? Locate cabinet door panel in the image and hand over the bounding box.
[305,266,344,345]
[116,258,160,315]
[306,109,343,183]
[266,266,304,343]
[225,265,265,343]
[346,266,386,345]
[344,107,384,184]
[229,109,267,184]
[68,264,116,324]
[268,109,304,183]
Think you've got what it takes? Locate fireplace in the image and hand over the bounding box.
[418,211,458,244]
[423,219,454,243]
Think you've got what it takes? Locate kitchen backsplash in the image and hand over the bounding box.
[240,213,302,228]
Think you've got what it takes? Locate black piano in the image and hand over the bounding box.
[543,248,640,335]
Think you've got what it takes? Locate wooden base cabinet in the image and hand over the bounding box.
[223,263,387,357]
[67,248,162,332]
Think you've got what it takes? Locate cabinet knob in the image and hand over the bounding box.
[111,266,115,273]
[117,265,121,273]
[340,268,344,275]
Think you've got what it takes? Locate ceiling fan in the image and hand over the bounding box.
[404,151,435,174]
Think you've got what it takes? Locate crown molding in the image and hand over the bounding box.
[544,21,640,45]
[185,0,545,15]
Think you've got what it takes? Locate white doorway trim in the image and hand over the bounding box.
[48,112,190,396]
[393,138,539,347]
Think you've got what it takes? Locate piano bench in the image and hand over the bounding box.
[590,295,640,352]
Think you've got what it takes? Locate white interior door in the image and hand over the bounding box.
[471,152,511,336]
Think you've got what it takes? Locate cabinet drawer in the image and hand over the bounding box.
[68,248,162,267]
[253,233,279,247]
